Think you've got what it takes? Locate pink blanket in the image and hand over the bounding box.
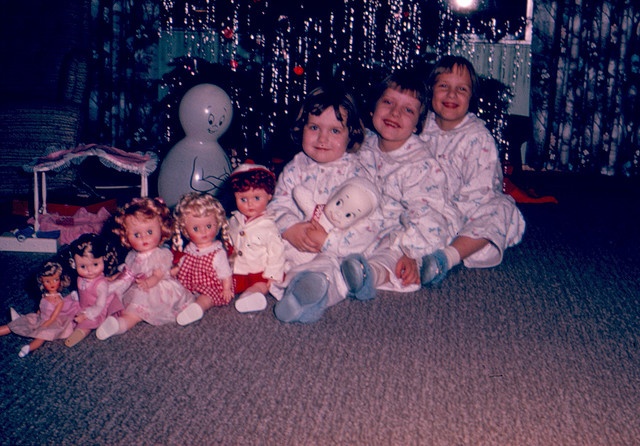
[28,207,112,245]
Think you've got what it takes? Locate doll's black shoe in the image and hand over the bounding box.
[340,254,376,301]
[420,249,450,286]
[274,271,329,323]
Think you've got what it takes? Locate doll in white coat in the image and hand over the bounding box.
[227,164,285,313]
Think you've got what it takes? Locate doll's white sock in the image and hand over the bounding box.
[443,246,461,269]
[18,345,30,357]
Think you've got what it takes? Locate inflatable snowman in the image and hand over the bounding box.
[158,83,233,207]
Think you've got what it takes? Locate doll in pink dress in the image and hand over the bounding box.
[65,233,124,347]
[1,261,79,357]
[96,197,194,340]
[172,192,234,325]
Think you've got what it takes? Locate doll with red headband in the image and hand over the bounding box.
[227,163,285,313]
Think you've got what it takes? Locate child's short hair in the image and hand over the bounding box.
[172,192,229,251]
[69,233,120,277]
[426,55,479,112]
[369,69,429,133]
[113,197,173,248]
[290,83,365,152]
[38,261,71,293]
[229,164,276,196]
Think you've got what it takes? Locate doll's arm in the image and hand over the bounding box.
[222,275,234,302]
[137,268,163,291]
[40,296,64,329]
[82,280,111,321]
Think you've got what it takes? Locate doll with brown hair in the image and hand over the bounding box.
[65,233,124,347]
[1,261,79,357]
[172,192,234,325]
[96,197,193,340]
[227,164,285,313]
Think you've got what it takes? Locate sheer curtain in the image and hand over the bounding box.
[530,0,640,176]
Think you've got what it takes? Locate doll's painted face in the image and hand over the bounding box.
[125,215,163,254]
[74,253,105,280]
[235,187,272,221]
[41,272,62,294]
[183,213,219,249]
[324,183,376,229]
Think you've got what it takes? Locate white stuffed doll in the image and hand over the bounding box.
[292,176,380,232]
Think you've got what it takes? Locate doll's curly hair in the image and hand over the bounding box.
[229,167,276,196]
[172,192,231,252]
[290,82,365,152]
[37,261,71,293]
[113,197,174,249]
[68,233,120,277]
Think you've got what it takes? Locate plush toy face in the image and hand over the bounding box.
[324,182,376,230]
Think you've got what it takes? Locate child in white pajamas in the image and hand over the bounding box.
[418,55,525,285]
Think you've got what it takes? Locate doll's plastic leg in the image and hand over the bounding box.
[420,249,450,286]
[340,254,376,301]
[274,271,329,323]
[96,316,120,340]
[235,292,267,313]
[65,328,89,347]
[176,302,204,326]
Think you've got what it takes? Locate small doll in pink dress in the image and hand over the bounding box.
[172,192,234,325]
[96,197,194,340]
[1,261,79,357]
[65,232,124,347]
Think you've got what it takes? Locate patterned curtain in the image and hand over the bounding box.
[88,0,162,151]
[530,0,640,176]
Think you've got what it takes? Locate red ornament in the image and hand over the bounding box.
[230,60,239,69]
[222,27,234,39]
[293,65,304,76]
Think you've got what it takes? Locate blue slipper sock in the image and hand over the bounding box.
[274,271,329,323]
[340,253,376,301]
[420,249,450,286]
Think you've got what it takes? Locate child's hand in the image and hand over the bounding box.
[395,255,420,286]
[74,313,88,323]
[306,219,328,250]
[283,222,322,253]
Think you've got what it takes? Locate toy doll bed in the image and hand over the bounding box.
[0,144,158,252]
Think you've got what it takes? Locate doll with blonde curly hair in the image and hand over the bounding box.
[96,197,193,340]
[172,192,234,325]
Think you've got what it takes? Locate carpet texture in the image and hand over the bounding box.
[1,175,639,445]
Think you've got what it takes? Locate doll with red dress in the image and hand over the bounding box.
[171,192,234,325]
